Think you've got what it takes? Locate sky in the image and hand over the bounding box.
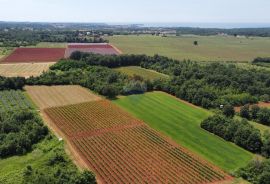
[0,0,270,23]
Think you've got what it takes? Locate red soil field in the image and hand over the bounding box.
[65,43,121,58]
[1,48,65,63]
[44,100,232,184]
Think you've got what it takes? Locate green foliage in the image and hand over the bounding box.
[239,105,270,126]
[0,110,48,158]
[237,159,270,184]
[240,105,250,119]
[223,105,235,117]
[201,114,263,153]
[0,76,26,90]
[22,148,96,184]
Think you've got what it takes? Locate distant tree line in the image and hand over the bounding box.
[0,29,107,47]
[0,110,48,158]
[176,27,270,37]
[69,53,270,108]
[240,105,270,126]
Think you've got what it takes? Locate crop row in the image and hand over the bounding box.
[0,90,33,113]
[45,101,232,184]
[72,125,229,184]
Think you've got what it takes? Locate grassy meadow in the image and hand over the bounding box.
[28,42,67,48]
[114,66,169,80]
[108,35,270,62]
[114,91,253,172]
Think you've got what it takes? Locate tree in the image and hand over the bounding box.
[251,105,260,119]
[261,94,270,103]
[240,105,250,119]
[223,105,235,117]
[193,41,198,46]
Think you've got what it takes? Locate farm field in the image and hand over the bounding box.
[1,48,65,63]
[114,91,253,172]
[114,66,169,80]
[0,63,54,78]
[25,85,101,109]
[44,100,231,184]
[0,90,33,113]
[108,35,270,62]
[64,43,121,58]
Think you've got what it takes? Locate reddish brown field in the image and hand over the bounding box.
[1,48,65,63]
[44,100,232,184]
[65,43,121,58]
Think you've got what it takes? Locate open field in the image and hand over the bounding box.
[45,100,231,183]
[1,48,65,63]
[114,66,169,80]
[108,35,270,62]
[0,90,33,113]
[0,63,54,78]
[25,85,101,109]
[114,91,253,172]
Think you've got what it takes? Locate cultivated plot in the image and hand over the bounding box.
[25,85,101,109]
[114,91,253,172]
[1,48,65,63]
[44,100,232,184]
[65,43,121,58]
[0,63,54,78]
[0,90,33,113]
[114,66,169,80]
[108,35,270,62]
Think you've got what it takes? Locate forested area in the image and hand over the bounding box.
[27,60,149,98]
[68,53,270,108]
[0,111,48,157]
[240,105,270,126]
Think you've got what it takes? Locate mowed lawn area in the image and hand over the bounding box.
[114,66,169,80]
[108,35,270,62]
[114,91,253,172]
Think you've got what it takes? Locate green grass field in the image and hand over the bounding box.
[114,66,169,80]
[0,136,62,184]
[114,91,253,172]
[108,35,270,62]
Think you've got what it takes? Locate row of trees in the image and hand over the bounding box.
[240,105,270,125]
[201,114,263,153]
[27,60,151,98]
[70,53,270,108]
[0,76,25,90]
[0,110,48,158]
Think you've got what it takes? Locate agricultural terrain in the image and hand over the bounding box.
[0,90,33,113]
[0,63,54,78]
[114,91,253,172]
[44,100,231,184]
[108,35,270,62]
[1,48,66,63]
[25,85,101,109]
[114,66,169,80]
